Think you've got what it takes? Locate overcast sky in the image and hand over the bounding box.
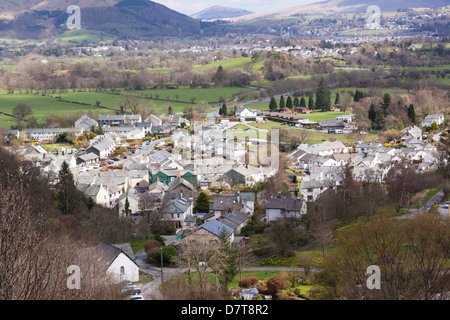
[152,0,322,16]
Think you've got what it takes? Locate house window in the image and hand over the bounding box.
[120,266,125,275]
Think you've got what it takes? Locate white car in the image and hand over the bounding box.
[79,167,87,172]
[93,164,100,169]
[444,201,450,209]
[86,166,94,171]
[128,294,144,300]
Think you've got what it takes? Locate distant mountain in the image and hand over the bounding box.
[228,0,450,22]
[190,5,253,20]
[0,0,202,40]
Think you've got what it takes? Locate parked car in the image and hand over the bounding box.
[106,160,114,164]
[93,164,100,169]
[444,201,450,209]
[133,287,142,295]
[128,294,144,300]
[79,167,87,172]
[112,158,120,162]
[86,166,93,171]
[281,122,287,125]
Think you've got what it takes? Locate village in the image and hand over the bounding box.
[1,99,448,300]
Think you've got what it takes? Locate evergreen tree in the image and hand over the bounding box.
[293,97,300,108]
[57,161,82,216]
[269,97,278,112]
[315,77,331,111]
[300,97,306,108]
[213,65,225,86]
[168,105,174,115]
[354,89,365,102]
[217,228,239,291]
[220,103,227,116]
[194,192,210,213]
[334,92,340,105]
[96,125,104,135]
[279,95,285,110]
[381,93,391,116]
[407,104,416,123]
[368,104,377,124]
[308,95,315,110]
[286,96,293,109]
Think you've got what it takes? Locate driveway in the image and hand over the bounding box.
[134,250,188,300]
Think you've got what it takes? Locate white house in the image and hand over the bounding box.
[421,114,444,128]
[236,107,257,119]
[79,242,139,283]
[76,183,110,207]
[401,126,422,141]
[302,141,349,156]
[86,135,115,159]
[24,128,84,142]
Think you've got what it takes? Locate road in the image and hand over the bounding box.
[396,190,447,220]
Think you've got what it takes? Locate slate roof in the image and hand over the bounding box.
[198,219,234,238]
[213,194,241,211]
[168,177,194,192]
[80,242,138,271]
[88,136,115,152]
[266,198,303,211]
[161,196,192,215]
[77,152,99,162]
[219,210,249,230]
[301,179,337,189]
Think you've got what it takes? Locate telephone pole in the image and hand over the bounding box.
[160,246,164,284]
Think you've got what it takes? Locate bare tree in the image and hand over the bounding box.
[176,233,227,299]
[120,92,144,114]
[313,213,450,300]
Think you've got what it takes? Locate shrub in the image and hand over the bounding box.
[238,277,259,288]
[144,239,162,255]
[256,281,270,295]
[266,274,288,295]
[153,245,177,267]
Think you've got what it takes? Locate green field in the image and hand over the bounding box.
[121,86,258,104]
[0,93,113,129]
[193,57,265,73]
[144,57,266,74]
[57,29,117,45]
[0,86,260,129]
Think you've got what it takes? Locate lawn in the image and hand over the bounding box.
[0,93,111,129]
[41,143,75,152]
[234,120,379,145]
[303,110,352,122]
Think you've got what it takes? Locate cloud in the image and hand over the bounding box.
[152,0,321,15]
